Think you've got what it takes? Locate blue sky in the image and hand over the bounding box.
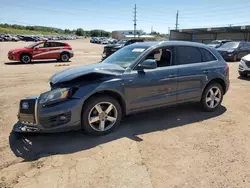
[0,0,250,33]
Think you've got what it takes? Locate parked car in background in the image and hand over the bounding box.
[14,41,229,135]
[239,54,250,77]
[8,41,73,63]
[207,40,232,48]
[217,41,250,61]
[102,38,144,59]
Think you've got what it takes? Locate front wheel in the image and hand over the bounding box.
[201,83,223,112]
[20,54,31,64]
[82,96,122,136]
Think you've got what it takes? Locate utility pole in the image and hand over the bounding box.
[133,4,137,38]
[175,10,179,30]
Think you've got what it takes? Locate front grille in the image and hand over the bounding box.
[39,112,71,128]
[19,98,37,124]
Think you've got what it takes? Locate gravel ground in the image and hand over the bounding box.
[0,40,250,188]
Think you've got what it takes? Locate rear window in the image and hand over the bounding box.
[200,48,216,62]
[176,46,202,65]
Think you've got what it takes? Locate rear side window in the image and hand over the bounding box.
[176,46,202,65]
[200,48,216,62]
[48,42,66,47]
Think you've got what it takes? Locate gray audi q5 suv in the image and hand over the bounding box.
[15,41,230,135]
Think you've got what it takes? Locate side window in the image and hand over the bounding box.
[176,46,202,65]
[145,47,172,67]
[48,42,58,47]
[200,48,216,62]
[56,42,66,47]
[36,43,45,48]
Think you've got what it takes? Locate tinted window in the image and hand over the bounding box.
[200,48,216,62]
[176,46,202,65]
[145,47,172,67]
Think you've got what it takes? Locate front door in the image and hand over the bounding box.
[123,47,178,112]
[32,42,50,59]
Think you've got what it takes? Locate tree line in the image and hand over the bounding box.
[0,23,111,37]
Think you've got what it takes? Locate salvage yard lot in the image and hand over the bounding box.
[0,39,250,188]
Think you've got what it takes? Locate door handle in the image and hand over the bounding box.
[167,74,177,78]
[203,70,210,74]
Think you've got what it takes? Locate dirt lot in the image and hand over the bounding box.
[0,40,250,188]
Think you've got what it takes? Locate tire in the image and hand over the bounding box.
[60,53,70,62]
[201,82,224,112]
[81,96,122,136]
[233,54,237,62]
[239,71,248,77]
[20,54,31,64]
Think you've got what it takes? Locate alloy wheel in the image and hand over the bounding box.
[22,55,30,64]
[61,54,69,62]
[206,86,222,108]
[88,102,118,132]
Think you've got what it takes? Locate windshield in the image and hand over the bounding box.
[220,42,240,49]
[102,45,148,68]
[25,42,39,48]
[116,40,127,45]
[209,40,220,44]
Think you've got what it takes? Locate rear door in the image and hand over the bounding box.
[44,42,63,59]
[174,46,216,102]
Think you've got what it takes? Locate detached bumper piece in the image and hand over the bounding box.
[13,123,40,132]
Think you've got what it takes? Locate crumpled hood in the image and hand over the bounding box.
[49,63,124,84]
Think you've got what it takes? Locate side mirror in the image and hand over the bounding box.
[137,59,157,71]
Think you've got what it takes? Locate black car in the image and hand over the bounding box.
[102,38,144,60]
[217,41,250,61]
[14,41,229,135]
[207,40,232,48]
[21,36,37,42]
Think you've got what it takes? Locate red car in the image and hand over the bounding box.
[8,41,74,64]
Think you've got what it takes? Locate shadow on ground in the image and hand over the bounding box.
[9,104,227,161]
[238,76,250,81]
[5,60,71,65]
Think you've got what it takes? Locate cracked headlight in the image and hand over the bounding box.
[39,88,70,105]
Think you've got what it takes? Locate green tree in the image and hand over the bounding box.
[75,28,84,36]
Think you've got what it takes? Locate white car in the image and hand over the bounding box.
[239,54,250,77]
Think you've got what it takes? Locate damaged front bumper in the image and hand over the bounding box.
[14,96,82,133]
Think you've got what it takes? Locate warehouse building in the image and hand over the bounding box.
[169,25,250,44]
[112,30,155,40]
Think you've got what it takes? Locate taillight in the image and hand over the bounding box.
[226,64,229,72]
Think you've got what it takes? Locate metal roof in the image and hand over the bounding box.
[173,25,250,34]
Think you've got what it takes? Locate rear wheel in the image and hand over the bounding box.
[20,54,31,64]
[201,83,223,112]
[60,53,70,62]
[82,96,122,136]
